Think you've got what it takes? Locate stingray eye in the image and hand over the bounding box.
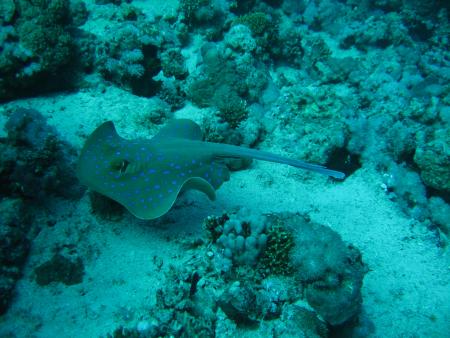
[110,159,130,174]
[119,160,130,174]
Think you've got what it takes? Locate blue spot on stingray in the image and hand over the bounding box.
[163,170,170,175]
[154,184,161,190]
[172,180,177,185]
[192,159,196,164]
[175,165,181,170]
[148,168,156,174]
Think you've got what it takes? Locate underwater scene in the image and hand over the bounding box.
[0,0,449,337]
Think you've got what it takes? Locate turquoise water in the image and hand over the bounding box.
[0,1,449,337]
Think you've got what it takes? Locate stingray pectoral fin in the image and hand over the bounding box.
[76,121,123,186]
[127,177,216,220]
[180,177,217,201]
[153,119,203,141]
[126,189,181,221]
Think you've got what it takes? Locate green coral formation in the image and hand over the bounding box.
[233,12,271,36]
[259,219,295,276]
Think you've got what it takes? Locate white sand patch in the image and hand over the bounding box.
[2,87,164,148]
[1,195,200,338]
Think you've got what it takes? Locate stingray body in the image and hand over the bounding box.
[76,119,344,220]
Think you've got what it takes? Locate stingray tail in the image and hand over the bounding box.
[209,143,345,179]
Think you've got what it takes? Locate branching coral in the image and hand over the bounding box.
[0,108,83,199]
[258,220,295,276]
[95,22,162,96]
[0,0,76,101]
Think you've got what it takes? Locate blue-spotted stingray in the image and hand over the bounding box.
[76,119,344,220]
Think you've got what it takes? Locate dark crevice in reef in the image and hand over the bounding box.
[426,186,450,205]
[130,44,162,97]
[326,147,362,179]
